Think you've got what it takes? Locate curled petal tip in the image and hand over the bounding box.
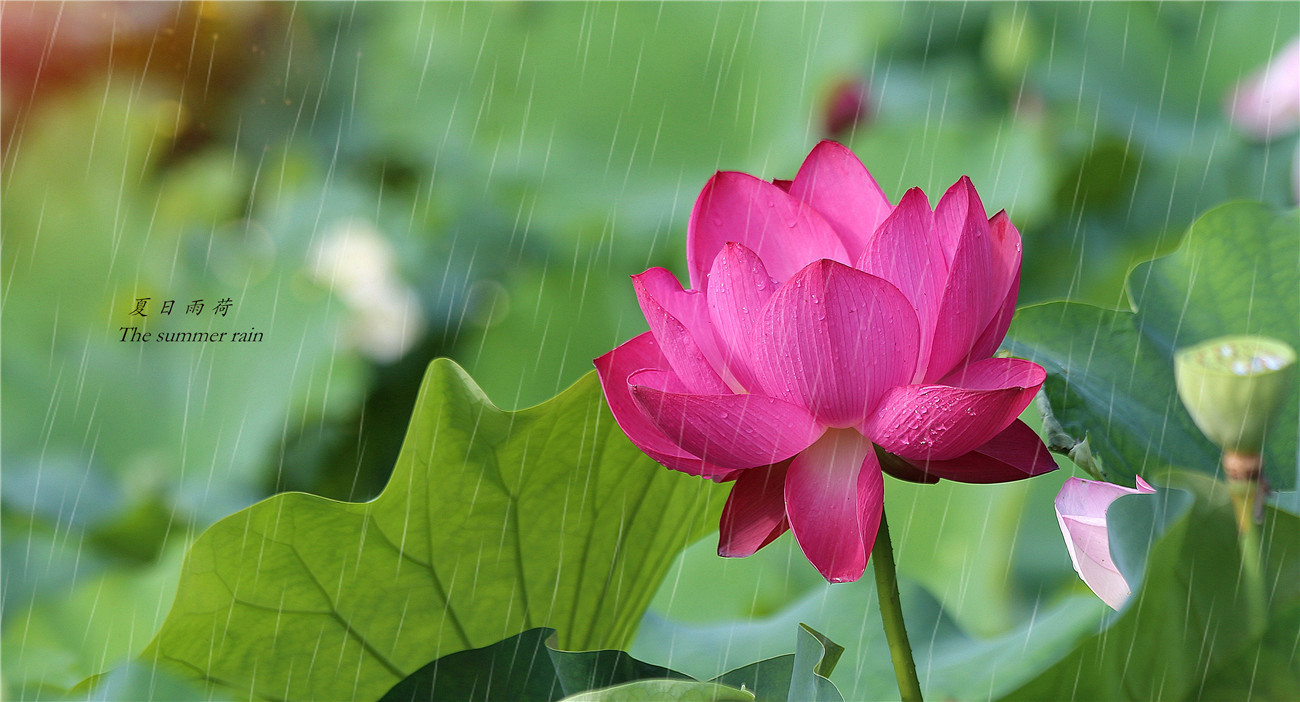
[1055,476,1158,610]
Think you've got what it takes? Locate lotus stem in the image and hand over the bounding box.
[872,510,923,702]
[1222,450,1261,483]
[1224,451,1267,628]
[1223,450,1266,531]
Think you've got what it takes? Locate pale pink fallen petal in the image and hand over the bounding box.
[864,358,1045,461]
[787,140,893,260]
[706,242,778,391]
[687,171,849,288]
[753,260,920,427]
[1055,476,1157,610]
[629,369,825,470]
[785,429,883,582]
[594,333,734,479]
[857,187,946,379]
[718,462,791,558]
[898,419,1057,483]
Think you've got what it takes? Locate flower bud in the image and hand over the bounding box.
[822,78,871,138]
[1174,335,1296,454]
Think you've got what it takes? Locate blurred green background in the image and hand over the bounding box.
[3,2,1297,698]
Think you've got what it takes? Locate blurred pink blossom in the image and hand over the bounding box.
[1226,37,1300,141]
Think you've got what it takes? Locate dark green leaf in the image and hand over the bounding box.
[1003,303,1221,483]
[379,627,686,702]
[706,623,844,702]
[1004,203,1299,488]
[1198,603,1300,701]
[381,624,841,702]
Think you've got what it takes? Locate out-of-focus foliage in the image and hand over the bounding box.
[141,361,721,701]
[0,83,363,696]
[3,1,1298,699]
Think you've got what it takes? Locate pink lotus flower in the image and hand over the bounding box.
[595,141,1055,582]
[1054,476,1157,610]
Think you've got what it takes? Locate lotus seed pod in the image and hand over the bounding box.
[1174,335,1296,454]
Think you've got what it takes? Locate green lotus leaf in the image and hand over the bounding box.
[141,360,724,700]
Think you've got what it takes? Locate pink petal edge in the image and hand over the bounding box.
[687,170,849,288]
[856,187,946,380]
[594,333,733,479]
[632,268,740,393]
[898,419,1057,483]
[925,176,998,381]
[629,369,825,471]
[787,140,893,261]
[864,358,1045,461]
[961,210,1022,363]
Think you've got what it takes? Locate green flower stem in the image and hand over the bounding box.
[1225,454,1267,629]
[1234,497,1266,628]
[872,509,924,702]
